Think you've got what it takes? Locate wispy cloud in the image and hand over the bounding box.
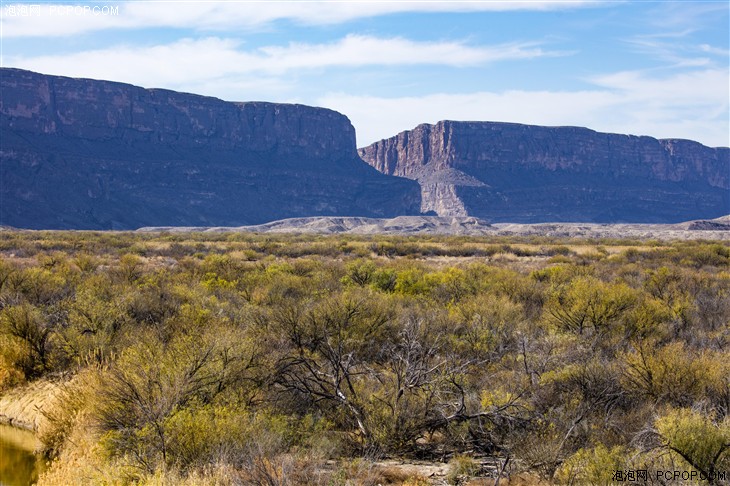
[645,1,729,30]
[1,1,603,37]
[699,43,730,57]
[258,37,567,70]
[7,35,568,87]
[623,2,728,70]
[319,68,729,147]
[624,35,724,69]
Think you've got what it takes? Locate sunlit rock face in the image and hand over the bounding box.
[359,121,729,223]
[0,68,421,229]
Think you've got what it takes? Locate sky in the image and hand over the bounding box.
[1,0,728,148]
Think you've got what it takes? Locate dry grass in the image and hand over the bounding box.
[0,377,66,431]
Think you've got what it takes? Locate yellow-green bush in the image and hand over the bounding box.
[555,444,628,485]
[0,231,726,483]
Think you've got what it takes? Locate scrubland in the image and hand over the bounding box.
[0,231,728,485]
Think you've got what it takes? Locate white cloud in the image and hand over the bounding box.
[8,37,249,88]
[1,1,603,37]
[7,35,565,88]
[700,43,730,57]
[624,35,725,69]
[258,37,562,71]
[646,2,729,30]
[318,68,729,147]
[588,68,728,105]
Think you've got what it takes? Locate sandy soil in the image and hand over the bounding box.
[138,215,730,240]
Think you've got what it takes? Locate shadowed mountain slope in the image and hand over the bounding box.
[0,68,421,229]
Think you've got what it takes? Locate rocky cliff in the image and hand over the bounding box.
[359,121,729,223]
[0,68,420,229]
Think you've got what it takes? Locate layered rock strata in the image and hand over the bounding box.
[359,121,729,223]
[1,68,421,229]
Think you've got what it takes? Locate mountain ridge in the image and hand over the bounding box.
[359,120,729,223]
[0,68,421,229]
[2,68,728,230]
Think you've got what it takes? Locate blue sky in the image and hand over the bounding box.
[1,1,728,147]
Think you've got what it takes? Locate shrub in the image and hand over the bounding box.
[544,276,637,335]
[621,342,727,406]
[0,231,728,483]
[94,326,259,472]
[0,303,53,378]
[372,267,398,292]
[555,444,628,485]
[654,408,730,480]
[446,454,481,485]
[342,259,377,287]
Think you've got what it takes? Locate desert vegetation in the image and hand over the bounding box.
[0,230,728,485]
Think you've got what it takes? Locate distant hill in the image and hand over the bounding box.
[0,68,420,230]
[359,121,729,223]
[137,215,730,240]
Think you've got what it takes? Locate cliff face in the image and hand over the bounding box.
[0,68,420,229]
[359,121,729,223]
[3,68,727,229]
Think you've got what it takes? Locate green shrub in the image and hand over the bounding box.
[446,454,481,484]
[655,408,730,480]
[555,444,628,485]
[0,303,53,378]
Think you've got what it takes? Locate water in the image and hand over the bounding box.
[0,424,46,486]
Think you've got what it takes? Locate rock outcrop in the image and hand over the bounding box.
[359,121,729,223]
[0,68,421,229]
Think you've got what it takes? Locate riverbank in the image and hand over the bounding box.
[0,378,65,432]
[0,379,60,485]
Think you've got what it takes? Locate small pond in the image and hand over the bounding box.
[0,424,46,486]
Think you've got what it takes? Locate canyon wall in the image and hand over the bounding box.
[359,121,729,223]
[1,68,421,229]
